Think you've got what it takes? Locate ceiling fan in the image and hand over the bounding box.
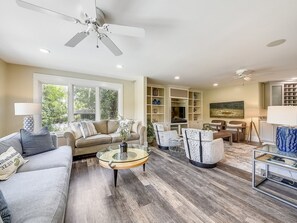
[233,69,253,81]
[16,0,145,56]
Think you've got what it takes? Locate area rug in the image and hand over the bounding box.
[220,142,257,173]
[164,142,259,173]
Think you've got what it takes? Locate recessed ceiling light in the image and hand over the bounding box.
[116,64,123,69]
[266,39,286,47]
[39,48,50,54]
[174,76,180,80]
[213,83,218,87]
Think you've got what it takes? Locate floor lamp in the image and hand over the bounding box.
[246,108,261,143]
[14,103,41,132]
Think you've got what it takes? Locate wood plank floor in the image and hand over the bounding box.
[65,148,297,223]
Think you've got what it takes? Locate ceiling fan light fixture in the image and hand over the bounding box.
[236,68,248,76]
[213,83,218,87]
[243,76,251,81]
[174,76,180,80]
[116,64,123,69]
[39,48,50,54]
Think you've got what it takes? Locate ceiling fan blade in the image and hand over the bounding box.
[102,24,145,38]
[16,0,82,24]
[65,32,89,47]
[99,34,123,56]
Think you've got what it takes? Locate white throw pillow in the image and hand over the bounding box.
[116,119,134,133]
[80,121,98,138]
[0,147,28,180]
[70,122,83,139]
[226,123,243,132]
[210,123,221,126]
[132,121,140,133]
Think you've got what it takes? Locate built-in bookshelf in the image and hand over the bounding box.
[284,83,297,105]
[188,90,203,128]
[147,86,165,123]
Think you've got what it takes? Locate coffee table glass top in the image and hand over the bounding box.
[97,144,152,163]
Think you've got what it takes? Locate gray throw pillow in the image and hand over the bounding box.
[0,190,11,223]
[20,127,56,157]
[0,134,22,155]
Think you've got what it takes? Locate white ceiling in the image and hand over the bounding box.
[0,0,297,89]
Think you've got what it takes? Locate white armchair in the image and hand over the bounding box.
[153,123,182,150]
[182,128,224,168]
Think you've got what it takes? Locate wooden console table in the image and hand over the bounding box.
[213,131,232,145]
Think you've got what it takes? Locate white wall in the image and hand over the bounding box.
[0,59,7,137]
[203,83,262,141]
[134,76,147,125]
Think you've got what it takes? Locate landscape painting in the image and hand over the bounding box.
[210,101,244,118]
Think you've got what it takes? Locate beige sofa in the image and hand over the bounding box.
[64,120,145,156]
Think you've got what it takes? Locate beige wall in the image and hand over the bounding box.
[5,63,135,135]
[0,59,7,136]
[203,83,261,141]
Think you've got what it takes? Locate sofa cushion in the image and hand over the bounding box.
[0,133,22,155]
[79,121,97,138]
[109,133,122,143]
[17,146,72,173]
[0,167,69,223]
[109,133,140,143]
[20,127,56,157]
[0,190,11,223]
[93,120,108,134]
[107,120,119,134]
[75,134,111,148]
[129,132,140,141]
[0,147,28,181]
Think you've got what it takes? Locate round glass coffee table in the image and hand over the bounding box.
[96,144,152,187]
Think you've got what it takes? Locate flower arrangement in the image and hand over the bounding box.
[118,115,134,142]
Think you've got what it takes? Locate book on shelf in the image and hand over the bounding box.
[267,156,297,168]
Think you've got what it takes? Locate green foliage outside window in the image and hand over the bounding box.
[42,84,68,131]
[74,86,95,121]
[100,88,118,119]
[42,84,119,131]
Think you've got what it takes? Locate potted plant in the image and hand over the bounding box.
[118,116,134,153]
[147,120,155,145]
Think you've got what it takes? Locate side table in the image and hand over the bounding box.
[252,144,297,208]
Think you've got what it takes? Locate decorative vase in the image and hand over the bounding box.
[120,141,128,153]
[276,126,297,152]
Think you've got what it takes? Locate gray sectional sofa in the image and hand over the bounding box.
[64,120,145,156]
[0,132,72,223]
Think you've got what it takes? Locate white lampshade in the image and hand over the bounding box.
[267,106,297,126]
[14,103,41,116]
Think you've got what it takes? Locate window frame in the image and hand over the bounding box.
[33,73,123,131]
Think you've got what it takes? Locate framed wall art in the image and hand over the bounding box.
[210,101,244,119]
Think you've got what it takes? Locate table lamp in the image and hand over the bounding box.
[14,103,41,132]
[267,106,297,152]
